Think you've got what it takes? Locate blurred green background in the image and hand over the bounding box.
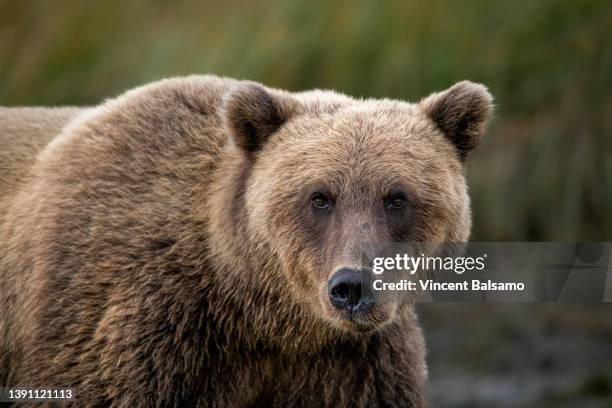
[2,2,612,406]
[1,0,610,240]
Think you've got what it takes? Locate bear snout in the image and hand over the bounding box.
[328,267,378,314]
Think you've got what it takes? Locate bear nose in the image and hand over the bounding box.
[328,268,376,313]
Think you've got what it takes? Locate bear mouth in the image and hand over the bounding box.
[333,306,391,334]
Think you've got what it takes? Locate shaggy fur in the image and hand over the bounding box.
[0,75,492,407]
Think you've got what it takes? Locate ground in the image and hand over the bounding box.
[421,304,612,407]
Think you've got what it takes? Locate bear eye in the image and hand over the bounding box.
[385,192,407,211]
[311,192,333,211]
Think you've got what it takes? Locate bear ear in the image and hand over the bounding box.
[419,81,493,160]
[223,82,298,155]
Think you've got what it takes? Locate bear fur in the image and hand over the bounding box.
[0,75,492,407]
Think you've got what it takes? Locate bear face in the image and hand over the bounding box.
[223,81,493,334]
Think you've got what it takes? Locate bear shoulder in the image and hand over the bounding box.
[37,75,237,167]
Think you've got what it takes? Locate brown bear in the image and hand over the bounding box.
[0,75,493,407]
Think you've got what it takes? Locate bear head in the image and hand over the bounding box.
[221,81,493,334]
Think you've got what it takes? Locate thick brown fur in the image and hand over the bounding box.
[0,76,492,407]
